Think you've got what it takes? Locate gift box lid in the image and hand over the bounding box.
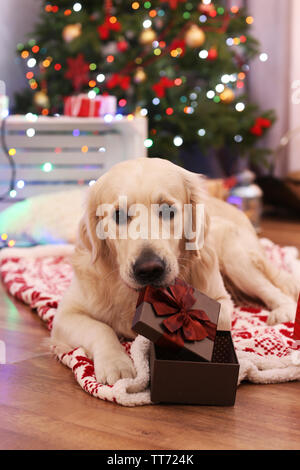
[132,278,220,362]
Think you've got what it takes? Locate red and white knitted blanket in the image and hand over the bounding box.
[1,239,299,407]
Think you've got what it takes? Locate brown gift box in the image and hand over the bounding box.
[149,332,239,405]
[133,279,220,362]
[132,280,240,406]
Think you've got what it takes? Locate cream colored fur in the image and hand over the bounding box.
[50,158,299,385]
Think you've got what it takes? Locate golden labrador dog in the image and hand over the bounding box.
[51,158,298,384]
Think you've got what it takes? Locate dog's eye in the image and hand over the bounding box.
[113,209,128,225]
[159,204,176,220]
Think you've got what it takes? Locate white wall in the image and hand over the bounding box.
[247,0,292,176]
[288,0,300,174]
[0,0,42,106]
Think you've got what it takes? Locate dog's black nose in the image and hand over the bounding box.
[133,251,166,285]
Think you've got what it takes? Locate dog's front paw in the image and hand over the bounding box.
[94,351,136,385]
[217,299,233,331]
[267,302,297,325]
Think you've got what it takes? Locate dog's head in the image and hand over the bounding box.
[77,157,210,290]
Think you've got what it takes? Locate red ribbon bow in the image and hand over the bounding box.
[250,117,272,136]
[106,73,131,90]
[98,16,121,40]
[152,77,175,98]
[141,279,217,347]
[160,0,186,9]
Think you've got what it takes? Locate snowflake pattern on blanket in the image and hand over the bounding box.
[0,238,299,406]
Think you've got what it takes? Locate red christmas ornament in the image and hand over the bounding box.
[64,53,90,91]
[152,77,175,98]
[117,40,129,52]
[98,16,121,40]
[207,47,218,60]
[160,0,186,9]
[106,73,131,90]
[209,9,217,18]
[169,38,186,56]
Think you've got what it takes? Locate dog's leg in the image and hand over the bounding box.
[257,252,300,302]
[51,299,136,385]
[226,265,296,325]
[207,272,234,331]
[219,231,297,325]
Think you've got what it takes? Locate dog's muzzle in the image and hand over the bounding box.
[132,250,166,286]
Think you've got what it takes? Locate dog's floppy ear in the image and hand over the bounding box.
[179,167,217,292]
[77,212,99,263]
[180,168,210,257]
[76,179,108,264]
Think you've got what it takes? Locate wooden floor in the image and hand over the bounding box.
[0,217,300,450]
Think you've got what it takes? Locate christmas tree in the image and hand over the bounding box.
[14,0,275,172]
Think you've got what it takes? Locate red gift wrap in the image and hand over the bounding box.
[64,93,117,117]
[64,94,102,117]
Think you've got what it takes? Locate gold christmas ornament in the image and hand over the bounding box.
[33,90,50,108]
[220,87,235,104]
[134,67,147,83]
[139,27,156,45]
[62,23,82,43]
[184,25,206,48]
